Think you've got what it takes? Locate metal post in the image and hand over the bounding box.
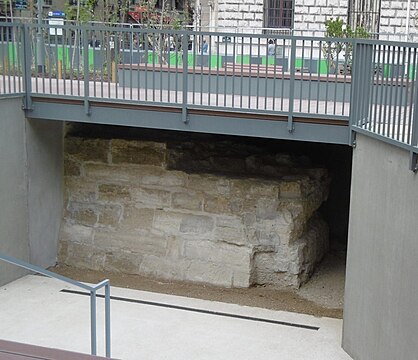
[287,38,296,133]
[409,72,418,172]
[182,31,189,124]
[349,40,360,145]
[83,27,90,115]
[90,290,97,356]
[22,24,32,110]
[36,0,45,73]
[105,283,111,358]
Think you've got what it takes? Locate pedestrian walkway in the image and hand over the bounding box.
[0,275,352,360]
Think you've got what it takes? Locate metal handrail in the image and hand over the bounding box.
[0,253,111,358]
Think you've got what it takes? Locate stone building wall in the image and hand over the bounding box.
[59,136,329,288]
[208,0,418,38]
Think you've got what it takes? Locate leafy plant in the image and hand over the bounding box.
[322,18,369,74]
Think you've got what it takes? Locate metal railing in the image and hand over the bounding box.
[0,22,417,170]
[0,253,111,358]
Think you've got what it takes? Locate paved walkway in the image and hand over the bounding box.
[0,275,352,360]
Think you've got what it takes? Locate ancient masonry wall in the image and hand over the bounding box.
[59,137,329,288]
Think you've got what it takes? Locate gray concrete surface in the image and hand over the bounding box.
[26,119,64,268]
[0,97,30,285]
[0,98,64,285]
[343,134,418,360]
[0,275,352,360]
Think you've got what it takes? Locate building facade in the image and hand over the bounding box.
[199,0,418,39]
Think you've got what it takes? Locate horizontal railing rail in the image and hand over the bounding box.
[0,253,111,358]
[0,22,417,170]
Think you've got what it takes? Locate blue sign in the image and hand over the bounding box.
[15,0,27,9]
[48,11,65,17]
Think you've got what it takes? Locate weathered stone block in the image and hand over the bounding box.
[188,175,230,195]
[179,215,214,234]
[66,202,97,226]
[59,241,105,271]
[139,255,189,280]
[184,240,251,267]
[186,260,234,287]
[120,207,155,231]
[60,222,94,245]
[111,139,166,167]
[65,137,109,163]
[132,187,171,208]
[172,191,203,211]
[64,155,81,176]
[97,204,122,228]
[214,216,248,245]
[141,170,187,187]
[153,210,185,234]
[64,178,97,203]
[94,231,168,256]
[98,184,131,202]
[104,250,142,274]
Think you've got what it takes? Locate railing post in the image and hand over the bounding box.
[182,31,189,124]
[82,27,90,115]
[90,290,97,356]
[105,283,111,358]
[287,37,297,133]
[22,24,32,110]
[410,73,418,172]
[349,40,374,145]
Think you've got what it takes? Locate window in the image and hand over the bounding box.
[348,0,381,33]
[264,0,294,29]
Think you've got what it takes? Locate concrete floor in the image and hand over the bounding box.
[0,275,352,360]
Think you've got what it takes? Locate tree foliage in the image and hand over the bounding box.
[322,17,370,74]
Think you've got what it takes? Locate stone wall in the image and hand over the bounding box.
[59,136,329,288]
[211,0,418,38]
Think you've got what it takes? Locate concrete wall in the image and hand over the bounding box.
[0,98,30,286]
[0,98,64,286]
[343,134,418,360]
[26,119,64,268]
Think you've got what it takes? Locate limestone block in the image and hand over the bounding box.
[119,207,155,231]
[97,204,123,228]
[59,241,105,271]
[214,216,248,245]
[104,250,142,274]
[188,175,230,195]
[60,222,94,245]
[83,163,141,183]
[184,240,251,267]
[111,139,166,167]
[98,184,131,202]
[141,170,187,187]
[66,202,97,226]
[65,178,97,203]
[64,155,81,176]
[153,210,185,234]
[232,270,251,288]
[139,255,189,280]
[203,195,231,214]
[172,191,203,211]
[94,231,168,256]
[166,236,185,259]
[186,260,234,287]
[179,214,215,234]
[255,198,280,220]
[132,187,171,208]
[65,137,109,163]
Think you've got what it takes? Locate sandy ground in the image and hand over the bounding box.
[52,251,345,320]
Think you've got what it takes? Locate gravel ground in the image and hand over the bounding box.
[51,252,346,319]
